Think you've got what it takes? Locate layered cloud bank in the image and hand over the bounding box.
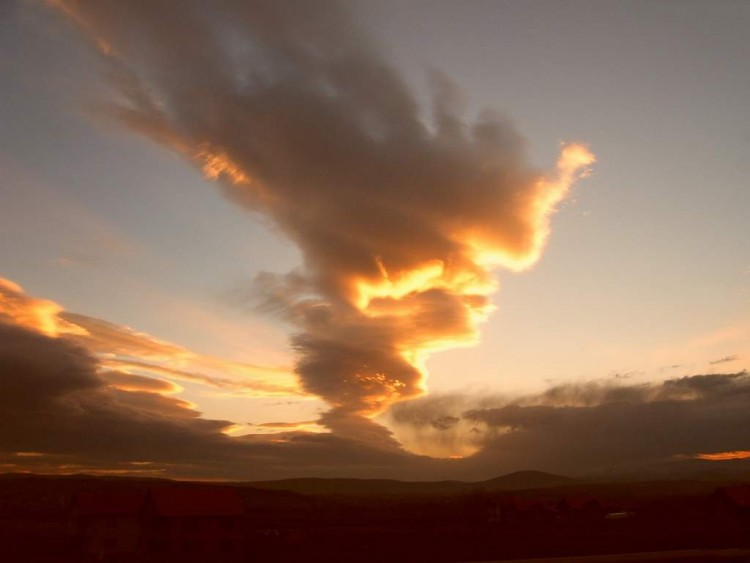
[0,277,418,478]
[0,278,297,398]
[51,0,593,431]
[2,275,749,479]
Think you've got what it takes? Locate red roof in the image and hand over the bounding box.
[148,487,245,517]
[717,485,750,508]
[499,495,552,512]
[73,492,146,516]
[558,495,602,510]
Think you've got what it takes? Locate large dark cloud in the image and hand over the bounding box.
[0,321,233,464]
[51,0,593,431]
[387,374,750,478]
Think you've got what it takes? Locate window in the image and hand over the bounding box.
[220,517,234,531]
[182,518,200,532]
[148,539,167,553]
[154,517,169,533]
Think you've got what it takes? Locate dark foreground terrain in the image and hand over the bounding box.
[0,472,749,562]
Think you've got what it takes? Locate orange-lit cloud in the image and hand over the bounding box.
[0,277,301,399]
[253,420,327,434]
[102,358,298,396]
[196,145,252,186]
[100,371,182,395]
[694,450,750,461]
[0,278,87,337]
[52,1,593,439]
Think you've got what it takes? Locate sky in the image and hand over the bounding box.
[0,0,748,480]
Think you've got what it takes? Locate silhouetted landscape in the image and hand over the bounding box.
[2,471,750,562]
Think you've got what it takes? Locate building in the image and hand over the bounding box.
[142,487,246,559]
[69,487,246,560]
[711,484,750,526]
[70,491,146,557]
[486,495,557,524]
[557,495,606,522]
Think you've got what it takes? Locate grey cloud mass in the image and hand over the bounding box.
[388,374,750,478]
[51,0,593,436]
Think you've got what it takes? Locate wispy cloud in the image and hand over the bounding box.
[0,277,301,397]
[709,354,740,365]
[693,450,750,461]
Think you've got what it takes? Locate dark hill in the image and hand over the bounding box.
[477,470,581,491]
[245,470,580,496]
[242,477,468,496]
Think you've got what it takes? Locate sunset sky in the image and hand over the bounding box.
[1,0,748,480]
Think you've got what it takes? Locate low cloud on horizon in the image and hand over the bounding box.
[2,275,749,481]
[387,374,750,477]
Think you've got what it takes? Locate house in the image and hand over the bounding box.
[556,495,606,522]
[710,484,750,525]
[70,491,146,557]
[486,495,557,524]
[69,487,246,560]
[142,487,246,559]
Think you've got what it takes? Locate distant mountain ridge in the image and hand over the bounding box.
[245,470,581,496]
[479,470,581,491]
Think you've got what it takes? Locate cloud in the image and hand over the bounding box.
[0,277,300,397]
[256,421,318,429]
[0,278,437,479]
[388,373,750,477]
[100,370,181,394]
[15,3,747,482]
[0,321,231,462]
[709,354,739,365]
[431,415,460,431]
[254,420,323,434]
[100,358,296,396]
[384,393,501,458]
[51,0,594,431]
[0,311,440,479]
[0,278,87,337]
[58,312,186,358]
[693,450,750,461]
[2,292,749,480]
